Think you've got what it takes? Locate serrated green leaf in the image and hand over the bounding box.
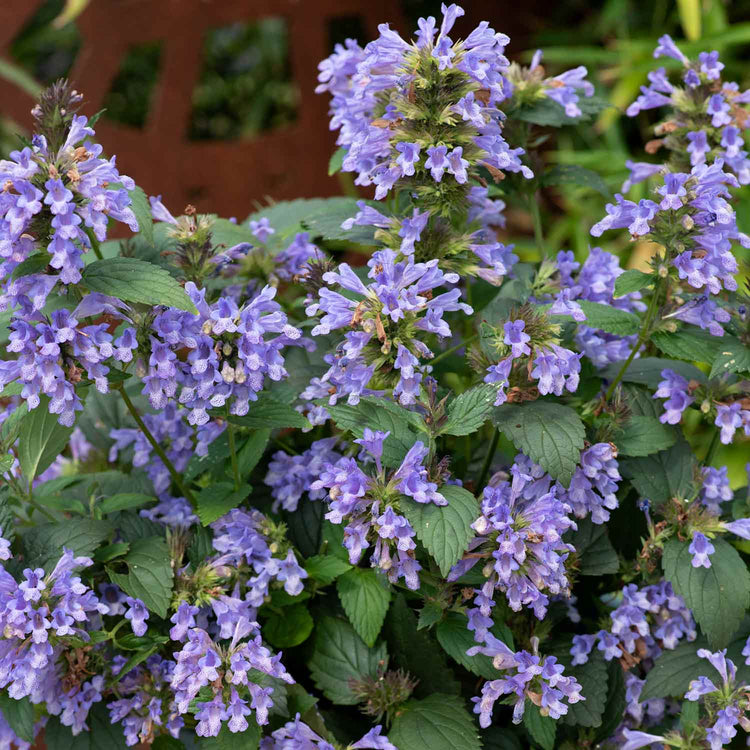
[263,603,314,648]
[401,485,479,576]
[108,536,173,618]
[384,594,461,698]
[337,567,391,646]
[566,517,619,576]
[327,397,425,468]
[523,702,556,750]
[127,185,154,246]
[614,269,654,297]
[417,602,444,630]
[286,501,323,559]
[307,616,387,705]
[196,482,252,526]
[237,429,271,476]
[709,336,750,378]
[651,328,724,365]
[17,397,74,484]
[23,519,112,571]
[623,384,663,419]
[663,536,750,648]
[304,554,351,585]
[441,383,499,436]
[114,510,165,542]
[436,611,498,679]
[514,94,609,127]
[303,197,380,246]
[390,694,481,750]
[541,164,611,197]
[641,629,750,701]
[492,401,586,487]
[621,439,695,505]
[46,704,128,750]
[0,400,28,451]
[98,493,156,514]
[595,660,627,741]
[226,393,310,430]
[605,357,705,388]
[94,541,130,563]
[197,723,260,750]
[573,301,640,335]
[10,252,49,280]
[185,432,230,482]
[614,415,677,457]
[81,257,197,313]
[328,146,346,175]
[0,694,34,743]
[560,652,608,727]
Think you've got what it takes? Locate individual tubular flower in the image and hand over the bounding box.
[653,369,694,424]
[467,635,584,726]
[310,433,446,589]
[714,402,750,445]
[700,465,733,515]
[305,249,471,406]
[316,4,531,271]
[689,531,714,568]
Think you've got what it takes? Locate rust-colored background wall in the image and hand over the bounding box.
[0,0,549,220]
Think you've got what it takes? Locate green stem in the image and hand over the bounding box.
[83,226,104,260]
[431,333,478,366]
[529,192,545,256]
[115,385,197,507]
[226,414,240,490]
[273,438,299,456]
[476,427,500,491]
[604,278,663,401]
[704,427,721,467]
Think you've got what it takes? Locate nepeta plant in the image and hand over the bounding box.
[0,7,749,750]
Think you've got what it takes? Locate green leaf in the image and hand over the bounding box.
[436,611,498,679]
[127,186,154,246]
[605,357,705,389]
[560,652,608,728]
[307,616,387,705]
[23,519,112,571]
[0,694,34,743]
[337,567,391,646]
[595,660,627,741]
[328,146,346,176]
[17,397,74,484]
[662,536,750,648]
[401,485,479,576]
[523,703,556,750]
[614,269,654,297]
[286,501,323,558]
[0,400,28,450]
[196,482,252,526]
[94,541,130,563]
[185,432,230,482]
[263,603,314,648]
[482,728,524,750]
[81,257,197,313]
[226,393,310,430]
[651,328,724,365]
[541,164,610,197]
[327,397,425,468]
[709,336,750,378]
[514,94,609,127]
[108,536,174,618]
[98,493,156,514]
[46,704,128,750]
[441,383,499,436]
[10,252,49,280]
[492,401,586,487]
[384,594,461,698]
[197,723,260,750]
[304,554,352,585]
[621,439,695,505]
[641,630,750,701]
[115,510,165,542]
[389,694,481,750]
[237,429,271,476]
[417,602,444,630]
[614,415,677,457]
[574,301,640,336]
[566,517,619,576]
[303,197,380,246]
[152,737,186,750]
